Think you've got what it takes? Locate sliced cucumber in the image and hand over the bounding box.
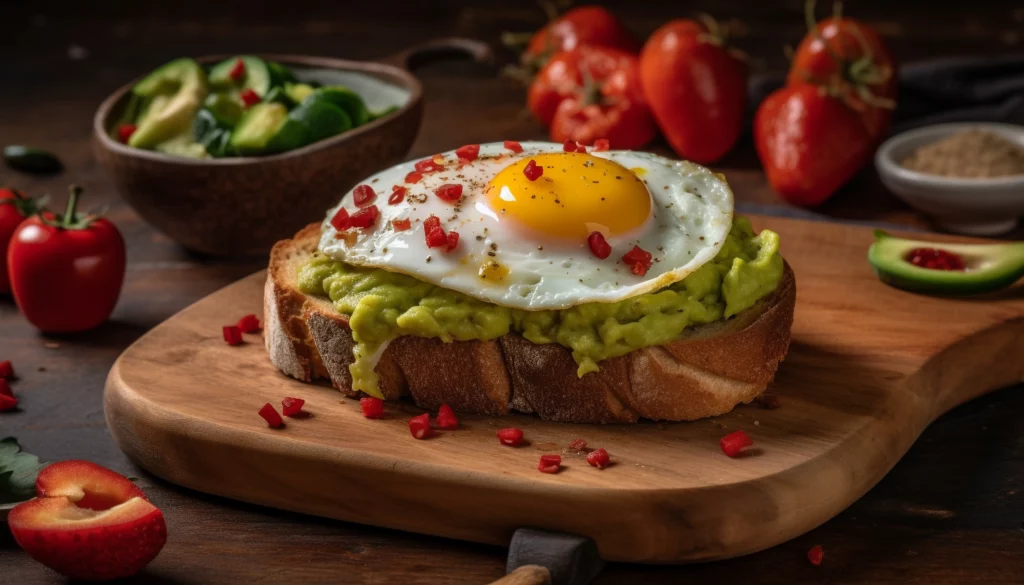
[203,92,244,127]
[267,60,297,86]
[284,83,316,105]
[316,86,369,126]
[289,95,351,143]
[209,56,272,97]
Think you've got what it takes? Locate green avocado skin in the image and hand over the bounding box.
[868,231,1024,295]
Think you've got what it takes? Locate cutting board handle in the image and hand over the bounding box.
[378,37,493,71]
[486,565,551,585]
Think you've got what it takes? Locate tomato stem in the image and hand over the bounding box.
[62,185,82,229]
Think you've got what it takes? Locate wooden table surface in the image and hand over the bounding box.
[1,1,1022,583]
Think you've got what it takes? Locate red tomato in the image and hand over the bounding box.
[639,19,748,164]
[754,84,872,207]
[523,6,638,69]
[7,187,125,333]
[0,188,40,294]
[787,15,896,142]
[530,46,656,149]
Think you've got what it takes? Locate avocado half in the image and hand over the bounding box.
[868,231,1024,295]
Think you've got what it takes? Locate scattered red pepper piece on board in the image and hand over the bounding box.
[720,430,753,457]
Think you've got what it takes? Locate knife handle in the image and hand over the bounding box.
[487,565,552,585]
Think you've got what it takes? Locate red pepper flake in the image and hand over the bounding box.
[349,205,379,229]
[523,159,543,181]
[353,184,376,207]
[330,207,351,231]
[0,391,17,412]
[906,247,966,271]
[392,218,411,231]
[258,403,283,428]
[415,159,444,173]
[281,397,305,417]
[497,427,524,447]
[240,88,261,108]
[576,144,587,153]
[117,124,137,144]
[587,231,611,259]
[237,314,261,333]
[228,58,246,82]
[405,171,424,184]
[223,325,243,346]
[444,231,460,253]
[424,215,448,249]
[360,397,385,419]
[807,545,824,566]
[593,138,610,152]
[0,379,13,397]
[435,404,459,429]
[586,448,610,469]
[455,144,480,162]
[563,139,577,152]
[388,185,407,205]
[409,413,431,439]
[720,430,753,458]
[568,438,587,452]
[504,140,523,153]
[621,245,653,276]
[538,454,561,474]
[434,183,463,202]
[0,360,13,379]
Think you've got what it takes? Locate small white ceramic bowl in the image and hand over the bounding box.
[875,122,1024,236]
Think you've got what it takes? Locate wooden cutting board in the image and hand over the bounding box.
[104,215,1024,564]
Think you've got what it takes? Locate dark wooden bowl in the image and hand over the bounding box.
[93,39,491,256]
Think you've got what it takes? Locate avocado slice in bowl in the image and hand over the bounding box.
[129,58,208,149]
[868,231,1024,295]
[209,55,274,97]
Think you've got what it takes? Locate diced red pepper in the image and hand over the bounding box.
[568,438,587,452]
[330,207,351,231]
[117,124,137,144]
[435,404,459,429]
[392,218,411,231]
[228,58,246,82]
[587,231,611,259]
[504,140,523,153]
[497,427,524,447]
[353,184,376,207]
[807,545,824,566]
[593,138,610,152]
[523,159,543,181]
[240,88,261,107]
[360,397,385,419]
[455,144,480,162]
[405,171,424,184]
[563,139,577,152]
[0,379,13,397]
[415,159,444,173]
[237,314,261,333]
[0,392,17,412]
[223,325,243,346]
[434,183,463,202]
[538,454,561,474]
[409,413,431,439]
[444,231,460,253]
[720,430,753,458]
[586,448,610,469]
[0,360,13,379]
[577,144,587,153]
[281,397,305,417]
[424,215,448,249]
[349,205,379,229]
[621,245,653,276]
[258,403,283,428]
[388,185,407,205]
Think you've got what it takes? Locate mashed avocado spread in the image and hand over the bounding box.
[297,217,782,398]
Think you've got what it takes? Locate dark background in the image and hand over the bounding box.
[2,1,1023,583]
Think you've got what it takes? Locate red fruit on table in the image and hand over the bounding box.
[521,5,638,71]
[7,186,125,332]
[754,84,872,207]
[8,460,167,581]
[639,18,748,164]
[0,188,43,295]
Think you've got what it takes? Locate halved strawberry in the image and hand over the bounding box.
[8,460,166,580]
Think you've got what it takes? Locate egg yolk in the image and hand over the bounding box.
[485,153,651,240]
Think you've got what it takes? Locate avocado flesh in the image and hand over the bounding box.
[129,58,208,149]
[231,103,289,154]
[868,231,1024,295]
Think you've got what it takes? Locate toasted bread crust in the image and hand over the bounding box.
[265,224,795,423]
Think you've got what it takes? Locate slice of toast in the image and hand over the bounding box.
[265,224,796,423]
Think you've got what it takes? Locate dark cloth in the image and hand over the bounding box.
[748,54,1024,134]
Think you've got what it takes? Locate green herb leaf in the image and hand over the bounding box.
[0,437,45,504]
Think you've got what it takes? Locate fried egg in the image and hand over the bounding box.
[318,141,733,310]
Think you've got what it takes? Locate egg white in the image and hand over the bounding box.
[318,141,733,310]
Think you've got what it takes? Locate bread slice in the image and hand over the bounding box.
[265,224,796,423]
